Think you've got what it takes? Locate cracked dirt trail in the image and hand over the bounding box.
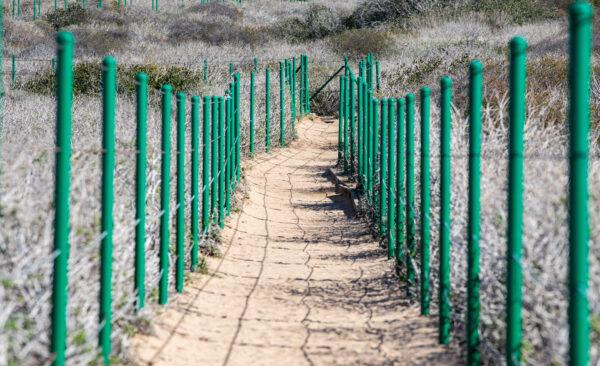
[131,117,459,366]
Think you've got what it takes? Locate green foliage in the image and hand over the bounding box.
[329,28,394,59]
[272,5,342,42]
[25,62,202,95]
[45,3,88,30]
[469,0,557,24]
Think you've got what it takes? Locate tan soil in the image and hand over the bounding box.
[130,116,460,366]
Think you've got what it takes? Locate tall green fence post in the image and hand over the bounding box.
[357,79,363,182]
[375,60,381,91]
[211,96,218,221]
[250,70,255,156]
[202,96,211,234]
[439,76,453,345]
[99,56,116,365]
[467,60,483,366]
[159,84,172,306]
[135,72,148,310]
[343,76,349,172]
[387,99,396,260]
[420,87,431,315]
[50,31,74,366]
[175,92,186,294]
[338,76,344,164]
[225,94,232,215]
[190,96,199,271]
[349,76,356,175]
[234,73,241,182]
[266,68,271,152]
[372,98,379,215]
[568,3,592,365]
[11,54,16,88]
[379,98,388,237]
[280,61,285,147]
[395,97,405,268]
[406,93,416,293]
[218,97,225,228]
[506,37,527,365]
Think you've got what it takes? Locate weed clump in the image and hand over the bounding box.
[188,2,243,20]
[329,28,394,59]
[25,63,201,95]
[168,19,265,46]
[45,3,88,30]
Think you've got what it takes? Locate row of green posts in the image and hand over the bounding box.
[49,31,310,366]
[337,2,593,366]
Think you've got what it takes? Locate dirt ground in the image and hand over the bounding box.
[130,116,459,365]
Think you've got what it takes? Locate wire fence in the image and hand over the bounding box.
[336,2,596,366]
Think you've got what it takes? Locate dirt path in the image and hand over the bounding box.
[131,117,459,365]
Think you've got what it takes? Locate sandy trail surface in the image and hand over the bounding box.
[131,117,458,365]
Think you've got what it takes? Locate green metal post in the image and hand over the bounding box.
[375,60,380,91]
[11,55,16,88]
[254,57,258,72]
[406,93,416,293]
[357,79,363,183]
[218,97,225,228]
[191,96,199,271]
[568,3,592,365]
[50,31,74,366]
[349,77,355,176]
[343,76,349,172]
[99,56,116,365]
[292,57,297,139]
[234,73,241,181]
[395,98,405,267]
[135,73,148,310]
[379,98,388,237]
[176,92,185,294]
[266,68,271,152]
[506,37,527,365]
[211,96,218,220]
[225,95,232,216]
[439,76,453,345]
[159,84,172,306]
[420,87,431,315]
[467,60,483,366]
[280,61,285,147]
[250,70,255,156]
[202,96,211,233]
[203,59,208,82]
[387,99,395,260]
[372,98,379,212]
[338,76,344,164]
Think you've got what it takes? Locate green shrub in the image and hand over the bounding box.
[25,62,202,95]
[329,28,394,59]
[345,0,428,28]
[45,3,88,30]
[469,0,557,24]
[73,27,130,56]
[168,19,266,46]
[271,5,342,42]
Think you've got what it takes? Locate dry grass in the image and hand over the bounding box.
[1,0,599,365]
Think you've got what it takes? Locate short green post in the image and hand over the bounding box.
[280,61,285,147]
[135,73,148,310]
[568,3,592,365]
[159,84,172,306]
[387,99,396,260]
[395,98,405,267]
[266,68,271,152]
[254,57,258,72]
[506,36,527,365]
[439,76,453,345]
[202,96,211,234]
[191,96,199,271]
[50,31,74,366]
[467,60,483,366]
[175,92,186,294]
[420,87,431,315]
[406,93,416,293]
[99,56,116,365]
[379,98,388,237]
[250,70,255,156]
[218,97,225,228]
